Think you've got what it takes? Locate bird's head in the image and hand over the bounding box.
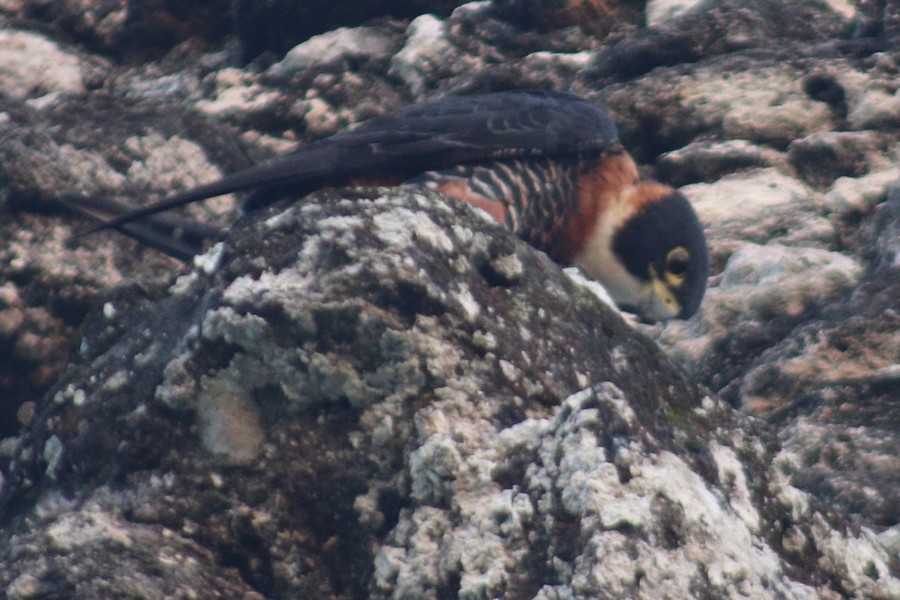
[610,184,709,321]
[572,180,708,322]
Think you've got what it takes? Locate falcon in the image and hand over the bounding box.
[63,90,709,321]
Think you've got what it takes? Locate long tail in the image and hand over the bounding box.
[59,193,224,261]
[72,143,344,236]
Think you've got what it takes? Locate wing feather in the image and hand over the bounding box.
[81,90,620,233]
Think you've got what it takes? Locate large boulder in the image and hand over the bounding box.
[2,188,897,598]
[1,0,898,597]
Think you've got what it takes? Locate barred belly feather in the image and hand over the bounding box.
[410,157,581,253]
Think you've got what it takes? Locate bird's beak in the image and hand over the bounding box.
[641,266,682,321]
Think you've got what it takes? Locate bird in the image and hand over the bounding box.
[61,89,708,322]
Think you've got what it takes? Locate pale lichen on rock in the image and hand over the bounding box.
[1,0,899,597]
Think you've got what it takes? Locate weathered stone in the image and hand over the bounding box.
[0,30,89,101]
[0,96,261,430]
[681,168,837,266]
[491,0,646,35]
[788,130,887,189]
[269,26,403,78]
[583,0,853,83]
[8,0,232,61]
[645,0,704,27]
[2,189,897,598]
[1,0,900,595]
[232,0,465,61]
[656,139,788,187]
[824,167,900,222]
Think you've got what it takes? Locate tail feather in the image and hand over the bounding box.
[59,193,223,261]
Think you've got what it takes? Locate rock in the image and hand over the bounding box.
[593,55,847,161]
[7,0,232,61]
[645,0,704,27]
[0,30,90,101]
[2,189,898,598]
[824,167,900,222]
[583,0,852,83]
[745,191,900,529]
[651,183,900,532]
[656,139,788,187]
[490,0,645,35]
[0,94,262,430]
[843,66,900,131]
[3,498,265,598]
[681,168,836,266]
[788,130,888,189]
[232,0,465,62]
[390,15,470,97]
[1,0,900,595]
[653,243,864,368]
[269,26,402,78]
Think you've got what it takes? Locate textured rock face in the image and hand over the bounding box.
[2,190,897,598]
[1,0,899,597]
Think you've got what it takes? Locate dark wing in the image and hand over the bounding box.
[316,89,619,165]
[81,89,620,233]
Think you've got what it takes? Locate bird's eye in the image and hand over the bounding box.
[665,246,690,284]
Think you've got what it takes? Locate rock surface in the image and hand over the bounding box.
[0,0,898,598]
[2,189,897,598]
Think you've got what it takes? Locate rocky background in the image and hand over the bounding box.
[0,0,898,598]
